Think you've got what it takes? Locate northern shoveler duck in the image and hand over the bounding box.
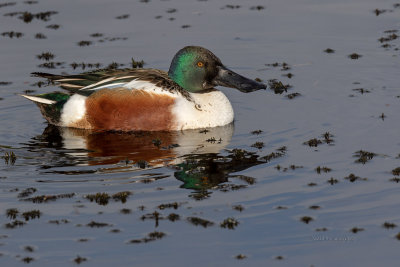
[23,46,266,131]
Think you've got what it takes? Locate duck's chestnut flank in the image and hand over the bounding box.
[85,89,175,131]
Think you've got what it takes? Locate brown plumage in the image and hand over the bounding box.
[84,88,176,131]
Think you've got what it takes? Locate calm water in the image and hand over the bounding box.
[1,0,400,266]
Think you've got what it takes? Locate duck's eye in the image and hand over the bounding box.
[197,61,204,68]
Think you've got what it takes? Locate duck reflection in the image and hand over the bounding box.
[32,124,273,195]
[36,124,234,166]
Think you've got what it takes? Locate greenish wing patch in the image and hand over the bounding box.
[38,92,70,102]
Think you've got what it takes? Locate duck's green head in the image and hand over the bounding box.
[168,46,266,93]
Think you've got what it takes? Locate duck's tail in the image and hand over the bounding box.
[21,92,70,125]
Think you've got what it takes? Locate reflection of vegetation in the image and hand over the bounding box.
[175,147,287,200]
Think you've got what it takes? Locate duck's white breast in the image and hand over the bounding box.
[172,90,234,130]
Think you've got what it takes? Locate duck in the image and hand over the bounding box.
[22,46,266,131]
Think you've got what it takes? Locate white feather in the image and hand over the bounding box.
[21,94,56,105]
[60,94,87,126]
[123,79,177,97]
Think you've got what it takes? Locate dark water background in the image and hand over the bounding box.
[1,0,400,266]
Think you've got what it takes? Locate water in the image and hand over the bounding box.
[1,0,400,266]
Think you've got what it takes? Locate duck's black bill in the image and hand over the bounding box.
[213,65,266,93]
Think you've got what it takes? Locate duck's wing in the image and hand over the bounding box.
[32,68,136,93]
[32,69,194,102]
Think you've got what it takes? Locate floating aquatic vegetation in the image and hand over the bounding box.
[216,183,247,192]
[90,33,103,38]
[350,227,364,233]
[158,202,181,210]
[327,177,339,185]
[308,182,317,187]
[268,79,292,94]
[282,72,294,78]
[1,31,23,38]
[70,62,102,70]
[300,216,313,224]
[344,173,367,182]
[348,53,362,59]
[0,81,12,85]
[120,208,131,214]
[166,8,177,13]
[22,257,34,263]
[378,33,398,43]
[392,167,400,176]
[141,211,162,227]
[131,58,145,68]
[181,25,191,29]
[251,141,264,149]
[23,193,75,203]
[77,40,92,46]
[286,92,301,99]
[265,62,291,71]
[373,9,387,16]
[74,256,87,264]
[352,88,370,94]
[6,208,19,219]
[46,24,60,30]
[276,165,303,172]
[251,129,263,135]
[105,62,124,70]
[38,61,64,69]
[305,139,320,148]
[24,246,35,252]
[315,228,328,232]
[128,231,166,244]
[3,151,16,164]
[250,5,265,10]
[167,213,180,222]
[22,210,41,221]
[112,191,131,203]
[324,48,335,53]
[34,33,46,39]
[4,11,58,23]
[115,14,129,19]
[304,132,334,147]
[187,217,214,228]
[0,2,16,8]
[189,190,211,200]
[86,221,111,228]
[222,5,241,9]
[48,219,69,224]
[24,1,38,4]
[275,256,284,260]
[36,52,54,61]
[309,205,321,210]
[383,222,397,229]
[235,254,247,260]
[5,220,25,229]
[220,217,239,229]
[390,177,400,183]
[262,146,287,162]
[315,166,331,174]
[353,150,376,164]
[232,205,244,212]
[85,193,110,205]
[98,36,128,43]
